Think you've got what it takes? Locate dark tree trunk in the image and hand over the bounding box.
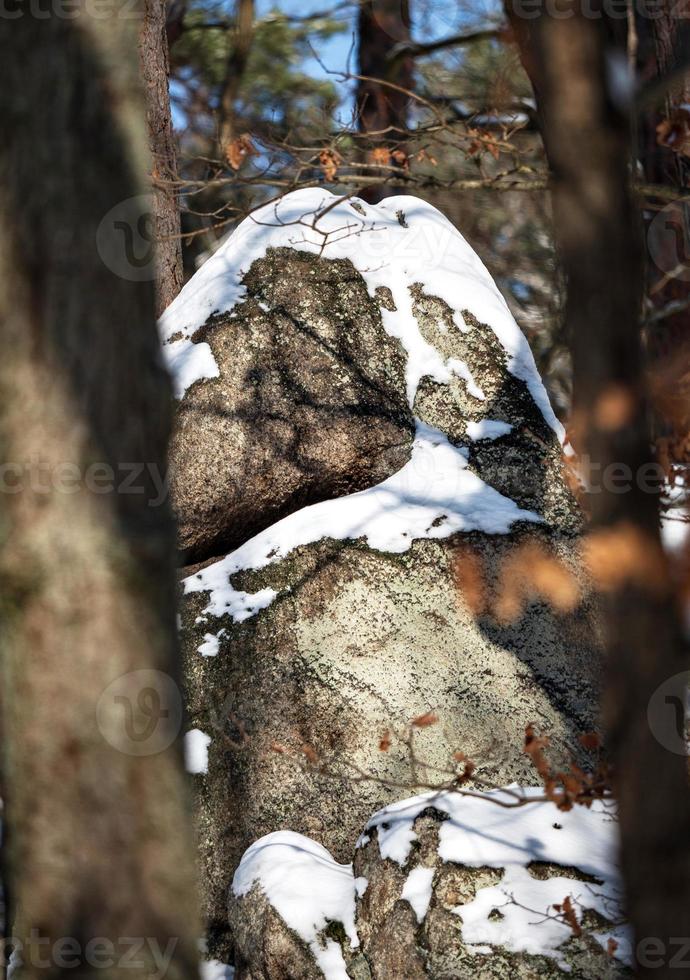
[506,3,690,974]
[636,11,690,481]
[0,7,201,979]
[219,0,255,158]
[140,0,184,314]
[356,0,414,201]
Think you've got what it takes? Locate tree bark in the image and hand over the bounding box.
[356,0,414,201]
[506,3,690,973]
[636,9,690,483]
[139,0,184,314]
[0,4,201,978]
[218,0,255,158]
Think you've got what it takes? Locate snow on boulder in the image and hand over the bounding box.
[174,192,603,958]
[161,189,575,563]
[355,788,631,978]
[353,785,632,980]
[229,831,362,980]
[225,791,631,979]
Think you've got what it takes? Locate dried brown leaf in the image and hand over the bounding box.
[226,133,256,170]
[411,711,439,728]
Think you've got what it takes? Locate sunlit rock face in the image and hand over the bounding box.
[163,190,602,960]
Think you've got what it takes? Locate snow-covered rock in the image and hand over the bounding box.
[169,191,603,958]
[229,832,361,980]
[226,791,631,979]
[354,788,631,978]
[162,189,574,563]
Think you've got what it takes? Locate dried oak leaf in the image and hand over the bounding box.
[226,133,256,170]
[391,148,409,170]
[301,743,319,764]
[553,895,582,937]
[657,108,690,158]
[578,731,601,751]
[319,147,342,182]
[371,147,391,166]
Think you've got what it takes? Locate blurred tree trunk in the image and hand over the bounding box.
[636,11,690,488]
[218,0,255,159]
[506,3,690,974]
[139,0,183,314]
[356,0,414,201]
[166,0,188,48]
[0,5,201,979]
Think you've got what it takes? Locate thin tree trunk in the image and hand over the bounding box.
[218,0,255,158]
[507,5,690,974]
[0,5,201,978]
[636,11,690,483]
[356,0,414,201]
[139,0,183,314]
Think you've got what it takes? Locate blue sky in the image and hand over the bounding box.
[171,0,503,127]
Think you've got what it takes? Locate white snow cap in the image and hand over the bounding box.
[232,831,359,980]
[160,188,564,444]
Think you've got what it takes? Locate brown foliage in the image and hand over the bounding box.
[319,147,342,182]
[225,133,256,170]
[494,540,580,623]
[581,522,670,594]
[656,107,690,158]
[592,383,635,432]
[524,725,611,812]
[553,895,582,937]
[379,729,392,752]
[300,743,319,764]
[450,543,488,616]
[371,147,391,166]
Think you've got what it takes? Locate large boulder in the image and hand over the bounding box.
[163,190,604,957]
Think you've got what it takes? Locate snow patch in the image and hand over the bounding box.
[197,631,227,657]
[183,422,540,623]
[200,961,234,980]
[163,337,219,399]
[231,789,629,973]
[466,419,513,441]
[232,831,359,980]
[160,188,564,440]
[661,508,689,555]
[401,866,435,922]
[446,358,485,400]
[184,728,211,775]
